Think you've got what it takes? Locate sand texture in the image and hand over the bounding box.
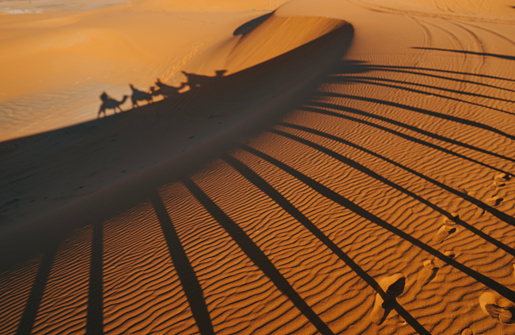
[1,0,515,334]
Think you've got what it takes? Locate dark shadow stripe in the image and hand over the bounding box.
[238,145,515,303]
[182,178,335,335]
[233,12,274,36]
[308,99,515,164]
[412,47,515,61]
[16,246,58,335]
[369,64,515,82]
[281,113,515,228]
[277,122,515,255]
[339,76,515,117]
[301,105,507,174]
[150,191,215,335]
[343,75,514,103]
[364,65,515,93]
[87,221,104,335]
[318,92,515,142]
[223,153,431,334]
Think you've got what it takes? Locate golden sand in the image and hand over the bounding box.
[1,0,514,334]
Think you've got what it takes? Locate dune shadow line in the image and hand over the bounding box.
[294,106,515,227]
[277,121,515,256]
[182,178,335,335]
[364,63,515,92]
[223,152,431,334]
[311,97,515,163]
[337,76,515,116]
[233,12,274,36]
[302,104,508,174]
[319,92,515,142]
[150,191,215,335]
[87,221,104,334]
[15,245,58,335]
[412,47,515,61]
[236,144,515,304]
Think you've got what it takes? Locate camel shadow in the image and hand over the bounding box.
[97,92,128,118]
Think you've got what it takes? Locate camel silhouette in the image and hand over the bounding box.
[181,70,226,90]
[98,92,128,118]
[151,79,186,98]
[129,84,154,108]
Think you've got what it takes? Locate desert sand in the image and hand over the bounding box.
[0,0,514,333]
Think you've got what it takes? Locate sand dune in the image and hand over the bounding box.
[1,0,515,334]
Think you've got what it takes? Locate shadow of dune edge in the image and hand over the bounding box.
[225,14,349,73]
[0,19,354,273]
[233,11,274,36]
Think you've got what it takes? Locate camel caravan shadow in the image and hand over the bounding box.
[98,78,191,118]
[86,22,358,131]
[96,71,225,119]
[0,23,355,271]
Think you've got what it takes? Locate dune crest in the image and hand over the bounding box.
[225,13,348,73]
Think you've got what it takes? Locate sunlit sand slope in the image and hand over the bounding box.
[1,0,515,334]
[0,5,261,141]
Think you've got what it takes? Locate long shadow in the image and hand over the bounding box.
[87,220,104,335]
[317,92,515,142]
[362,64,515,93]
[329,60,515,116]
[273,122,515,257]
[0,20,355,273]
[221,154,431,334]
[340,74,514,103]
[237,145,515,304]
[338,76,515,117]
[182,178,335,335]
[150,191,215,335]
[293,106,515,227]
[301,105,509,175]
[388,64,515,81]
[233,12,274,36]
[412,47,515,61]
[331,61,515,83]
[308,99,515,165]
[15,245,58,335]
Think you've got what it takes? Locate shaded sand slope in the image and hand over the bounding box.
[0,10,352,242]
[0,7,353,335]
[0,4,271,141]
[1,0,515,334]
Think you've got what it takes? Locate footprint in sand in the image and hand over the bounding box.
[432,224,457,244]
[495,173,511,182]
[479,292,515,324]
[418,251,455,285]
[491,173,510,189]
[492,180,506,188]
[485,195,503,206]
[461,328,474,335]
[418,259,439,285]
[370,273,406,325]
[443,212,460,225]
[434,250,456,267]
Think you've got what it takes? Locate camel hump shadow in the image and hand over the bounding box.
[129,83,155,108]
[152,79,187,98]
[98,92,128,118]
[181,70,227,90]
